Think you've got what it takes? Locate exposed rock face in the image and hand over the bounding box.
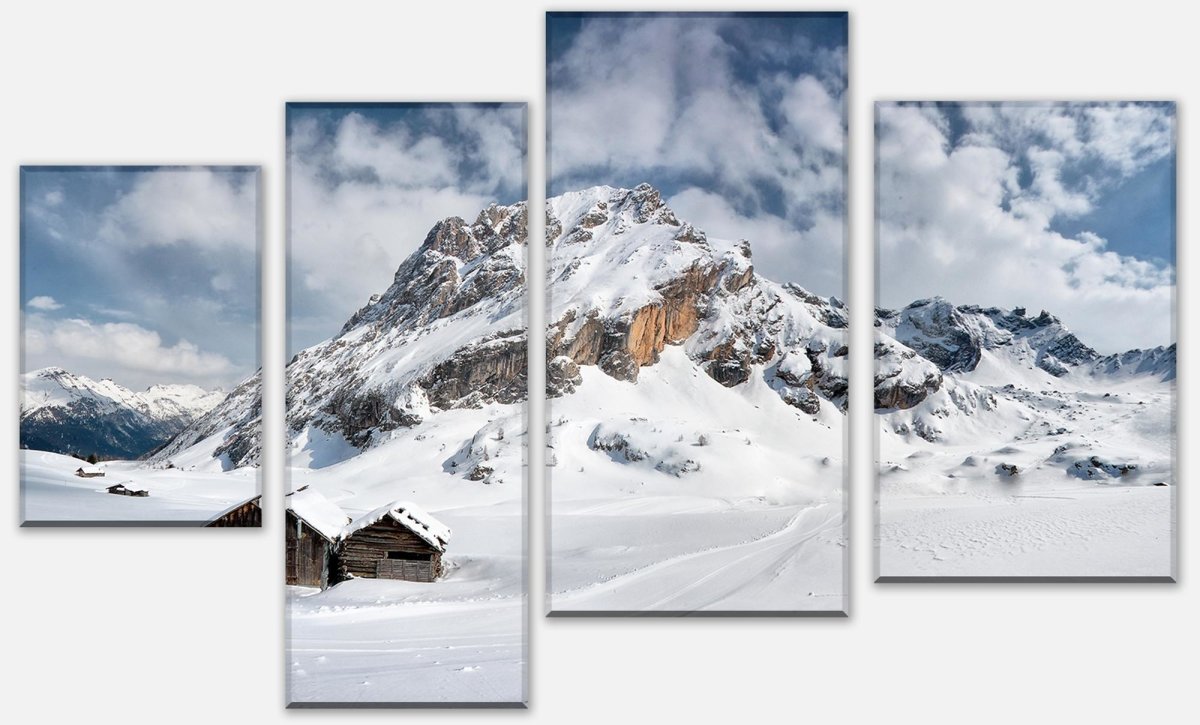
[422,333,527,410]
[1069,456,1139,480]
[299,203,528,448]
[543,184,850,415]
[546,356,582,396]
[875,298,1100,378]
[873,335,943,410]
[162,201,529,465]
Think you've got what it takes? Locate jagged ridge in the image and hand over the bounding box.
[20,367,223,460]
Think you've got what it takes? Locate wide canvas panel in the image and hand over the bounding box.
[874,101,1177,580]
[284,103,528,705]
[546,12,849,614]
[19,165,262,526]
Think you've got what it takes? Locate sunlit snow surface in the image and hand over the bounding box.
[285,404,527,705]
[548,348,847,613]
[877,351,1175,579]
[21,449,257,524]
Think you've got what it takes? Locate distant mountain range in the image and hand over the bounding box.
[20,367,225,460]
[874,296,1175,413]
[130,183,1174,485]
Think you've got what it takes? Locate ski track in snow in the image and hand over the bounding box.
[552,502,845,612]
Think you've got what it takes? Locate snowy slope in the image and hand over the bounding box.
[21,449,257,524]
[20,367,224,460]
[282,184,851,702]
[281,199,529,704]
[543,184,848,612]
[875,298,1176,578]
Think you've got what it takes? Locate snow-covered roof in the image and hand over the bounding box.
[343,501,452,552]
[207,495,261,522]
[286,486,350,542]
[77,465,104,475]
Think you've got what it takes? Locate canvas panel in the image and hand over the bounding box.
[19,165,262,526]
[545,12,850,614]
[874,101,1177,581]
[283,102,528,705]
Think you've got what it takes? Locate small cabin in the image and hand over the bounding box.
[206,495,262,527]
[106,482,148,497]
[339,502,451,583]
[76,466,105,478]
[285,486,350,589]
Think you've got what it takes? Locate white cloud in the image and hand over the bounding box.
[331,112,459,187]
[25,314,235,389]
[27,295,62,311]
[669,187,844,297]
[97,167,257,250]
[781,75,843,153]
[877,103,1175,353]
[288,107,525,348]
[43,190,64,207]
[549,16,846,296]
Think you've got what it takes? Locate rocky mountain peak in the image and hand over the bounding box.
[545,185,847,415]
[877,297,1099,378]
[340,201,527,337]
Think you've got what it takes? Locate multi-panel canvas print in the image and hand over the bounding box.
[19,166,262,526]
[875,101,1177,580]
[284,103,528,705]
[546,12,849,614]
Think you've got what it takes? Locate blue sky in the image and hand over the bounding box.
[287,103,526,353]
[21,166,259,390]
[548,12,848,297]
[876,101,1176,353]
[936,102,1175,264]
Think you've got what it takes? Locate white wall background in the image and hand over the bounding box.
[1,1,1194,722]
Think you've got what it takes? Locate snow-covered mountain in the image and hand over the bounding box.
[159,198,528,475]
[542,184,847,611]
[545,183,848,411]
[874,297,1175,414]
[163,183,847,611]
[20,367,224,460]
[874,295,1175,491]
[875,296,1175,578]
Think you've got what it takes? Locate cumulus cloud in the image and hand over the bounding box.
[97,167,257,250]
[876,102,1175,353]
[669,187,844,299]
[25,314,235,389]
[27,295,62,311]
[21,167,260,389]
[287,105,525,349]
[549,15,846,295]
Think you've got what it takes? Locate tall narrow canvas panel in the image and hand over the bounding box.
[875,101,1177,581]
[546,12,850,614]
[19,166,262,526]
[284,103,528,705]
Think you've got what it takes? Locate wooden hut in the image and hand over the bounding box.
[285,486,350,589]
[206,495,262,527]
[106,482,148,497]
[339,501,451,583]
[76,465,105,478]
